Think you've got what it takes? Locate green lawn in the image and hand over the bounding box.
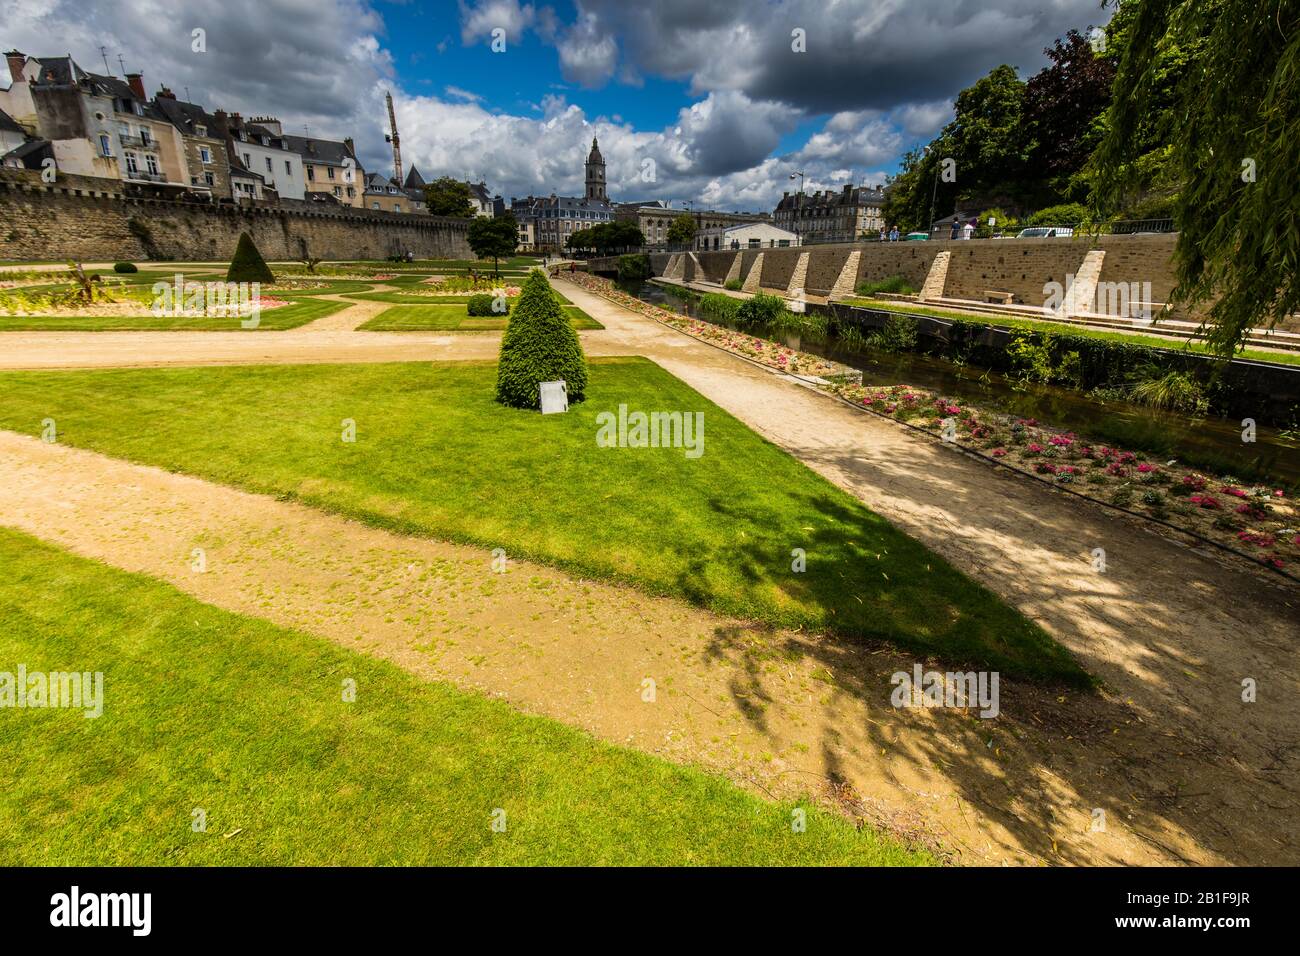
[0,296,347,331]
[360,303,602,331]
[0,527,926,865]
[344,287,573,305]
[0,357,1084,683]
[844,298,1300,366]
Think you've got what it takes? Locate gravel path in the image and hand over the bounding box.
[0,275,1295,865]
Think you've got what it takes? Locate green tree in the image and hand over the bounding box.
[423,177,477,217]
[495,270,588,409]
[666,213,696,245]
[467,214,519,276]
[1091,0,1298,356]
[226,232,274,284]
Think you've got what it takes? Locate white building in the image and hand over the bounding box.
[224,115,306,200]
[694,221,801,252]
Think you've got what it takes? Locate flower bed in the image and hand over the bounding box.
[564,271,1299,577]
[561,272,853,380]
[837,382,1298,573]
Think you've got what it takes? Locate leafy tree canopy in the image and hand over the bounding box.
[467,214,519,275]
[423,177,477,217]
[666,213,696,244]
[1091,0,1299,356]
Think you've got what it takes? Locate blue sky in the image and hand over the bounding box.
[2,0,1110,211]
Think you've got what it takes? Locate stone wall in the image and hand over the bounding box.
[0,168,471,261]
[681,234,1188,311]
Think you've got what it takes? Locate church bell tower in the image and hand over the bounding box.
[585,136,606,201]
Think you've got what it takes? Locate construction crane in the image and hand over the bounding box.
[384,90,403,185]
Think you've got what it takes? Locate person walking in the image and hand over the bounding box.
[950,217,960,240]
[888,225,899,242]
[961,219,975,240]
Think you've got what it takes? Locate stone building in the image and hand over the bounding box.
[773,183,885,241]
[509,138,614,252]
[364,170,426,213]
[614,200,768,247]
[0,52,189,193]
[152,89,231,201]
[283,132,364,207]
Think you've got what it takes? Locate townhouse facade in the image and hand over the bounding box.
[773,183,886,241]
[283,133,364,207]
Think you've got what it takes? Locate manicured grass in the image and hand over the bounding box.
[0,296,347,331]
[343,287,572,305]
[0,527,926,865]
[844,298,1300,366]
[0,358,1085,683]
[359,303,602,331]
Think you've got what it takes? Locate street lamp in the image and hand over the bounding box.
[923,146,939,239]
[789,171,805,240]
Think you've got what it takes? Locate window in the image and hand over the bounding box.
[196,125,207,137]
[372,201,380,209]
[265,157,272,172]
[333,186,341,197]
[124,151,138,174]
[394,204,402,212]
[285,160,291,175]
[204,171,214,187]
[199,147,211,164]
[99,134,112,157]
[145,154,159,176]
[327,167,335,180]
[139,127,151,146]
[347,187,354,198]
[306,166,314,181]
[243,153,251,167]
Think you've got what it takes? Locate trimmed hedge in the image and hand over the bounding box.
[467,292,510,317]
[112,261,138,274]
[495,271,588,409]
[226,232,275,284]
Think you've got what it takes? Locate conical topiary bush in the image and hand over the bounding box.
[226,231,275,284]
[495,270,588,409]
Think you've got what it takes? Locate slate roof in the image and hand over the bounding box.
[0,108,24,134]
[282,134,354,167]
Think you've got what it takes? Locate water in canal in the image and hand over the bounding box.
[619,279,1300,487]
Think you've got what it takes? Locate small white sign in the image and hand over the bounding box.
[540,380,568,415]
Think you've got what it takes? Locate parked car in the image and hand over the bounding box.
[904,232,930,241]
[1016,226,1075,238]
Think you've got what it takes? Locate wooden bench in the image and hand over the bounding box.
[984,290,1015,305]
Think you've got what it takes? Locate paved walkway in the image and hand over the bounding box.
[0,276,1295,865]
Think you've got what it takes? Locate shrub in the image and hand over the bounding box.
[855,274,917,296]
[616,254,651,281]
[495,271,587,409]
[736,292,786,326]
[226,232,274,284]
[1024,203,1089,228]
[723,278,743,291]
[467,292,509,317]
[868,314,919,352]
[112,261,138,274]
[699,292,741,322]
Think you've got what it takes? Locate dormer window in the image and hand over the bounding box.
[196,125,207,137]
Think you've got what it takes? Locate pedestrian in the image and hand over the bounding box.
[888,225,899,242]
[961,219,975,240]
[950,217,960,241]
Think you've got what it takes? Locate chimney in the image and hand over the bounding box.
[343,136,355,156]
[5,50,24,84]
[843,183,853,195]
[158,86,176,100]
[126,72,146,100]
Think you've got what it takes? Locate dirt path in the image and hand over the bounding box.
[0,276,1296,864]
[4,429,1292,866]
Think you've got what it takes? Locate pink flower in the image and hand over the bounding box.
[1137,463,1158,474]
[1221,486,1247,497]
[1049,434,1073,447]
[1035,462,1057,475]
[1189,494,1220,509]
[990,448,1007,458]
[944,404,961,415]
[1026,442,1044,454]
